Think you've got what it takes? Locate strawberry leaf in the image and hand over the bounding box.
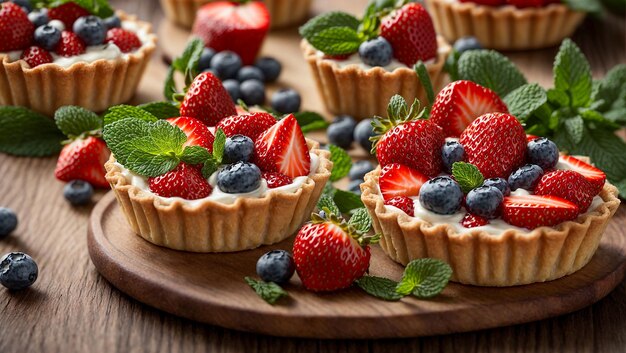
[0,106,64,157]
[328,144,352,182]
[348,208,372,233]
[307,26,362,55]
[554,39,593,108]
[317,194,341,216]
[457,50,527,97]
[452,162,484,194]
[395,258,452,298]
[138,101,180,119]
[355,276,403,301]
[54,106,102,138]
[244,277,288,305]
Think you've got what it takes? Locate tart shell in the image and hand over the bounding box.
[425,0,586,50]
[361,166,621,287]
[301,36,451,120]
[105,140,332,253]
[0,12,157,117]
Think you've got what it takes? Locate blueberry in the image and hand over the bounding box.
[210,51,242,80]
[0,207,17,239]
[240,79,266,106]
[73,15,106,46]
[358,36,393,67]
[64,180,94,205]
[442,140,465,173]
[318,210,327,218]
[254,56,281,82]
[103,15,121,29]
[271,89,301,114]
[527,137,559,170]
[237,65,265,82]
[419,176,463,215]
[47,19,65,32]
[28,9,48,28]
[453,36,482,53]
[466,186,503,219]
[508,164,544,191]
[217,162,262,194]
[34,24,61,51]
[197,47,216,72]
[223,135,254,163]
[327,115,357,149]
[483,177,510,196]
[256,250,295,284]
[348,179,363,195]
[349,160,375,181]
[222,79,241,102]
[354,118,375,152]
[0,252,38,290]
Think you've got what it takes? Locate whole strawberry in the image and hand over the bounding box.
[148,162,212,200]
[106,28,142,53]
[372,95,445,177]
[180,72,237,126]
[0,2,34,52]
[21,46,52,68]
[380,2,437,67]
[56,31,86,57]
[48,2,90,29]
[216,112,276,140]
[535,170,595,212]
[54,136,110,188]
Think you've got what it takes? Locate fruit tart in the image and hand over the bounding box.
[425,0,587,50]
[300,1,451,119]
[361,94,620,286]
[0,1,156,116]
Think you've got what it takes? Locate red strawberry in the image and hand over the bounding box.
[459,113,527,179]
[180,72,237,126]
[253,114,310,178]
[216,112,277,140]
[48,2,90,29]
[166,116,215,152]
[501,195,579,229]
[429,80,509,137]
[105,28,142,53]
[54,137,110,189]
[21,46,52,68]
[262,172,293,189]
[0,2,34,52]
[506,0,544,8]
[461,213,489,228]
[535,170,594,212]
[192,1,270,65]
[385,196,415,216]
[148,163,212,200]
[459,0,504,5]
[379,163,429,201]
[558,155,606,195]
[526,134,539,142]
[380,3,437,66]
[56,31,86,57]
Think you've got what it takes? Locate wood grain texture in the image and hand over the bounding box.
[0,0,625,352]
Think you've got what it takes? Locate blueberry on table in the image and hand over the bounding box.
[527,137,559,170]
[28,9,48,28]
[483,177,511,196]
[348,179,363,195]
[103,15,121,29]
[353,118,375,152]
[217,162,262,194]
[466,186,503,219]
[197,47,216,72]
[237,66,265,82]
[256,250,295,284]
[441,140,465,173]
[348,160,375,181]
[0,207,17,239]
[453,36,482,53]
[64,180,94,205]
[73,16,106,46]
[210,51,242,80]
[222,79,241,102]
[271,89,301,114]
[34,24,61,51]
[254,56,282,82]
[419,176,463,215]
[508,164,544,191]
[223,135,254,163]
[327,115,357,149]
[358,37,393,67]
[0,252,38,290]
[239,79,266,106]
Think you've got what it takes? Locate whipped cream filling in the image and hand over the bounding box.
[317,45,446,71]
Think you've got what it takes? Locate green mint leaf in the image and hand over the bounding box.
[564,115,584,144]
[164,65,177,102]
[299,11,360,40]
[317,194,341,216]
[138,101,181,119]
[451,162,484,193]
[329,144,352,182]
[592,64,626,113]
[504,83,548,121]
[444,49,461,82]
[0,106,64,157]
[201,158,219,179]
[414,61,435,112]
[355,276,404,301]
[457,50,527,97]
[307,26,362,55]
[54,106,102,138]
[301,120,330,133]
[348,208,372,233]
[244,277,288,305]
[333,189,364,213]
[547,88,570,107]
[180,146,211,165]
[395,258,452,298]
[554,38,593,108]
[212,128,226,164]
[294,111,330,133]
[103,105,158,126]
[580,109,619,131]
[560,0,603,13]
[604,108,626,124]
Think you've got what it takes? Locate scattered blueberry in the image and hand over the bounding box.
[0,252,38,290]
[0,207,17,239]
[222,79,241,102]
[483,177,510,196]
[442,140,465,173]
[466,186,503,219]
[327,115,357,149]
[271,89,301,114]
[237,65,265,82]
[254,56,281,82]
[453,36,482,53]
[47,19,65,32]
[210,51,242,80]
[508,164,544,191]
[196,47,216,71]
[419,176,463,215]
[28,9,48,28]
[358,36,393,67]
[348,160,375,181]
[73,15,106,46]
[256,250,295,284]
[223,135,254,164]
[348,179,363,195]
[34,24,61,51]
[239,79,266,106]
[103,14,121,29]
[63,180,94,205]
[527,137,559,170]
[353,118,375,152]
[217,161,262,194]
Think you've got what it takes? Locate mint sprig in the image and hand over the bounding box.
[0,106,64,157]
[307,27,362,56]
[355,276,404,301]
[334,189,365,213]
[244,277,288,305]
[554,39,593,108]
[329,144,352,182]
[202,129,226,178]
[54,106,102,139]
[451,162,484,194]
[104,105,158,126]
[164,38,205,102]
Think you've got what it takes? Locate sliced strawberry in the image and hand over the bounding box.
[558,155,606,195]
[263,172,293,188]
[253,114,310,178]
[216,112,277,141]
[385,196,415,216]
[21,46,52,68]
[166,116,215,152]
[0,2,34,52]
[106,28,142,53]
[379,163,429,201]
[501,195,579,229]
[429,80,509,137]
[535,170,594,212]
[54,137,110,189]
[180,72,237,126]
[461,213,489,228]
[148,162,212,200]
[48,2,90,29]
[56,31,86,57]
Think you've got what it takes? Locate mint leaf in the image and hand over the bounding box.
[451,162,484,193]
[580,109,619,131]
[348,208,372,233]
[201,158,219,179]
[317,194,341,216]
[54,106,102,138]
[329,144,352,182]
[560,0,603,13]
[103,105,158,126]
[355,276,403,301]
[504,83,548,121]
[0,106,64,157]
[564,115,584,144]
[307,26,361,55]
[299,11,360,39]
[244,277,288,305]
[457,50,527,97]
[554,39,593,108]
[333,189,364,213]
[212,128,226,164]
[294,111,329,133]
[138,102,180,119]
[181,146,211,165]
[164,38,204,100]
[414,61,435,111]
[395,258,452,298]
[547,88,570,107]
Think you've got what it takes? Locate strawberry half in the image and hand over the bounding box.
[380,2,437,66]
[501,195,579,229]
[166,116,215,152]
[385,196,415,216]
[106,28,142,53]
[459,113,527,179]
[48,2,90,29]
[148,162,212,200]
[535,170,594,212]
[262,172,293,188]
[216,112,277,141]
[379,163,429,201]
[54,137,110,189]
[558,155,606,195]
[253,114,310,178]
[429,80,509,138]
[21,46,52,68]
[461,213,489,228]
[180,72,237,126]
[0,2,34,52]
[56,31,86,57]
[192,1,270,65]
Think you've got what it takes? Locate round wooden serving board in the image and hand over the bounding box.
[88,192,626,339]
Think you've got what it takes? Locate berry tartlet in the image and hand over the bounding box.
[300,2,451,119]
[360,94,620,286]
[0,1,156,116]
[425,0,586,50]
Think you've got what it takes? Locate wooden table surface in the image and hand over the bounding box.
[1,1,625,352]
